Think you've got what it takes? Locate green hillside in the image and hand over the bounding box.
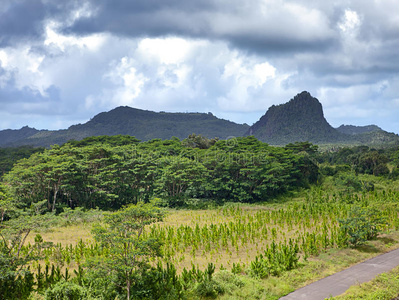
[1,93,398,148]
[246,91,345,144]
[0,107,249,147]
[247,91,399,146]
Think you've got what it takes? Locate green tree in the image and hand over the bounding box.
[157,156,208,201]
[355,151,389,176]
[285,141,318,155]
[4,153,48,210]
[182,134,218,149]
[90,201,165,300]
[0,215,47,299]
[0,146,44,177]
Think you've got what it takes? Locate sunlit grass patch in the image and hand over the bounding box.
[26,224,92,246]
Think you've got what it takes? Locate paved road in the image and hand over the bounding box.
[280,247,399,300]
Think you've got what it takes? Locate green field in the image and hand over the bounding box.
[1,136,399,299]
[16,188,399,299]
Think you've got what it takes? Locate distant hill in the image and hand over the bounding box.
[0,107,249,147]
[0,126,40,147]
[336,124,382,135]
[247,91,399,146]
[1,93,398,148]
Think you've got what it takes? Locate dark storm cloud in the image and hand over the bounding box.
[0,84,60,114]
[66,0,215,36]
[66,0,338,55]
[2,0,398,61]
[0,0,79,46]
[0,0,46,45]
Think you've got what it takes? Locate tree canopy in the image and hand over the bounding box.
[3,136,319,212]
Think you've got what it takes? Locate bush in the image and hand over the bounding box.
[140,262,184,300]
[248,240,299,278]
[389,166,399,180]
[213,270,244,295]
[45,280,88,300]
[339,206,387,247]
[319,165,336,176]
[195,279,223,299]
[334,172,363,192]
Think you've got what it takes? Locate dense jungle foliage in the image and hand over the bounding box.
[1,135,319,213]
[0,146,45,177]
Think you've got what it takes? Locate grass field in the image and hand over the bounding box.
[26,189,399,299]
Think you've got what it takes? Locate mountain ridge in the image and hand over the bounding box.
[1,93,398,148]
[336,124,383,135]
[0,107,249,147]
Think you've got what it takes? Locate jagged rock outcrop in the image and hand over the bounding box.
[247,91,344,144]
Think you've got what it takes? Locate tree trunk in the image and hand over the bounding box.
[52,185,59,212]
[52,178,62,212]
[127,278,131,300]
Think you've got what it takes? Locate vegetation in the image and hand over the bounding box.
[1,135,399,299]
[2,136,318,213]
[90,202,164,300]
[339,206,387,247]
[0,146,45,177]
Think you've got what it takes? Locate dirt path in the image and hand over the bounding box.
[280,247,399,300]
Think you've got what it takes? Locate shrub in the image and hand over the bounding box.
[339,206,387,247]
[248,240,299,279]
[213,270,244,295]
[334,172,363,192]
[45,280,88,300]
[195,279,223,299]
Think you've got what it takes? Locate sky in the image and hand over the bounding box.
[1,0,399,134]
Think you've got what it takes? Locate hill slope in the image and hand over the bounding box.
[1,93,398,148]
[247,91,345,144]
[0,126,40,147]
[0,107,249,147]
[336,124,382,135]
[247,91,399,146]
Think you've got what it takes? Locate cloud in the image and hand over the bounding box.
[0,0,399,134]
[66,0,336,55]
[86,38,285,117]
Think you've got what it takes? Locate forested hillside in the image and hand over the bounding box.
[0,107,249,148]
[0,126,41,147]
[336,124,382,135]
[2,93,399,148]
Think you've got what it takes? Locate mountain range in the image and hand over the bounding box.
[0,107,249,147]
[1,91,398,147]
